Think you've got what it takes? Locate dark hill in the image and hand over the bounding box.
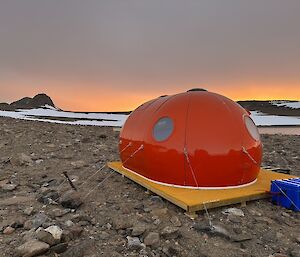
[0,94,56,111]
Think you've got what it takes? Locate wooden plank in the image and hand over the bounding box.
[108,161,296,213]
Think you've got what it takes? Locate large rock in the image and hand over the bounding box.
[16,240,50,257]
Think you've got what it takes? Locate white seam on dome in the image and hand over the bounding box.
[121,165,258,190]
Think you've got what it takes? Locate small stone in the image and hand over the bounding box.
[170,216,182,227]
[64,220,74,227]
[153,218,161,226]
[144,232,160,247]
[35,159,44,164]
[70,160,86,169]
[31,213,51,228]
[281,212,291,218]
[194,224,231,240]
[150,196,164,204]
[222,208,245,217]
[1,183,17,191]
[3,226,15,234]
[131,224,146,236]
[62,225,83,242]
[99,231,110,240]
[60,190,83,209]
[50,242,68,254]
[10,153,33,166]
[45,225,63,243]
[36,227,56,246]
[49,208,70,218]
[16,240,50,257]
[160,226,180,239]
[24,207,34,216]
[272,254,288,257]
[296,235,300,243]
[113,219,133,230]
[126,236,145,250]
[24,220,33,230]
[249,209,262,216]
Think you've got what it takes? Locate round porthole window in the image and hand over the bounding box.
[153,117,174,141]
[244,116,260,141]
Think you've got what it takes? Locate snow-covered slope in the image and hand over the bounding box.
[271,100,300,109]
[0,107,127,127]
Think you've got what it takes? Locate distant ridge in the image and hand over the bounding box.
[238,100,300,116]
[0,93,56,111]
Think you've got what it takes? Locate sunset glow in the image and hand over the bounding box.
[0,1,299,111]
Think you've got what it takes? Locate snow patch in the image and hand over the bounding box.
[250,111,300,126]
[271,101,300,109]
[0,108,128,127]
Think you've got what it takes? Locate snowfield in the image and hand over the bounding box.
[0,106,127,127]
[250,111,300,126]
[271,100,300,109]
[0,106,299,127]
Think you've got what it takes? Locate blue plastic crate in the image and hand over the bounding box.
[271,178,300,212]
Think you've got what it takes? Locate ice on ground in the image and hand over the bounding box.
[271,100,300,109]
[0,106,299,127]
[250,111,300,126]
[0,107,127,127]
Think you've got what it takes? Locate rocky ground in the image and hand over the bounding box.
[0,117,299,257]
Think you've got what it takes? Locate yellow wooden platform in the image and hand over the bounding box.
[108,161,295,214]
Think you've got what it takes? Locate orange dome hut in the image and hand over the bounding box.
[119,89,262,189]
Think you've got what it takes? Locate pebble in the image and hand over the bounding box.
[60,190,83,209]
[70,160,86,169]
[126,236,145,250]
[222,207,245,217]
[144,232,160,247]
[65,220,75,227]
[160,226,180,239]
[170,216,182,227]
[1,183,17,191]
[31,213,51,228]
[24,207,34,216]
[45,225,63,242]
[131,224,146,236]
[36,227,56,246]
[3,226,15,235]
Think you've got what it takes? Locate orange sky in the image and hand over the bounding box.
[1,80,299,112]
[1,1,299,111]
